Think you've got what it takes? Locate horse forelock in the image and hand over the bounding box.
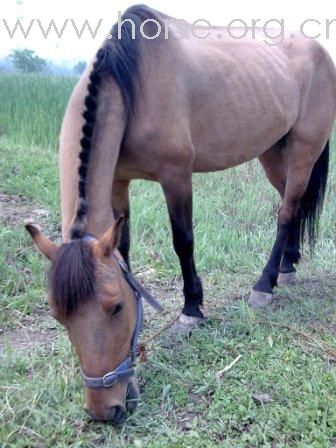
[50,241,95,317]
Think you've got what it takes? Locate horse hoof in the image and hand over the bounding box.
[169,314,205,336]
[248,290,273,308]
[277,272,296,286]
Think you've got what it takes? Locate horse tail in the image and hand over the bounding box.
[70,5,157,239]
[298,139,330,252]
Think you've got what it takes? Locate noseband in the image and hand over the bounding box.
[80,235,163,389]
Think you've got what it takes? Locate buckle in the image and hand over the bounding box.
[102,371,117,387]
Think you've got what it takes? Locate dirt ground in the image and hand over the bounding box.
[0,193,50,228]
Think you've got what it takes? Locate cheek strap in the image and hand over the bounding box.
[80,237,163,389]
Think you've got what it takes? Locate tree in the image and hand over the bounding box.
[74,61,87,75]
[9,48,46,73]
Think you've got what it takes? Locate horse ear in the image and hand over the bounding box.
[98,216,125,258]
[24,220,59,261]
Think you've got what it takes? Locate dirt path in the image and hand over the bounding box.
[0,193,50,228]
[0,328,57,354]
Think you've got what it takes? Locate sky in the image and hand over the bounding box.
[0,0,335,65]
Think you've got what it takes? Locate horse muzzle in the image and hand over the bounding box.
[84,378,140,424]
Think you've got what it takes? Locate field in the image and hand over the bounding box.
[1,73,336,447]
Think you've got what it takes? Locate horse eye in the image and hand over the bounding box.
[112,303,123,316]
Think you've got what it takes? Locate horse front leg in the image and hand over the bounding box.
[161,175,204,331]
[112,179,131,269]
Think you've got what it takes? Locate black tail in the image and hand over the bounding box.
[299,140,330,252]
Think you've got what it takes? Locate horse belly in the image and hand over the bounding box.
[192,104,292,172]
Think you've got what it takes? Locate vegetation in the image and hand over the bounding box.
[0,73,76,149]
[9,49,47,74]
[0,73,336,447]
[74,61,87,75]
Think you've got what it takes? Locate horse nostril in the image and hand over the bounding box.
[109,405,126,425]
[84,406,126,423]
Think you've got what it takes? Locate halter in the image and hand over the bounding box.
[80,235,164,388]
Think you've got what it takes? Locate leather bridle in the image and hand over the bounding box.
[80,235,164,388]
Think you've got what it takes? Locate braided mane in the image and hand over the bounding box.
[70,4,160,240]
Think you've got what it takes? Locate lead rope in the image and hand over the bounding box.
[137,313,180,363]
[111,254,176,363]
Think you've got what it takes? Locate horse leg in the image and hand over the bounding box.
[258,139,299,286]
[249,210,291,308]
[250,134,328,308]
[112,179,131,269]
[161,176,204,330]
[278,216,301,285]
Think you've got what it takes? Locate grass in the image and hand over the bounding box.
[1,73,336,447]
[0,73,76,150]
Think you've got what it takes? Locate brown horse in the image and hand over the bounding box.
[25,5,336,423]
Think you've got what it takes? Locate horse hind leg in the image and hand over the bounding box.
[258,138,300,286]
[254,47,335,297]
[277,215,301,286]
[258,135,287,198]
[249,134,330,308]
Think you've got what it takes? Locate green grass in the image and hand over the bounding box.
[1,73,336,447]
[0,73,76,150]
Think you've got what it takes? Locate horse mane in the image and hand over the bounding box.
[54,5,163,314]
[50,241,95,317]
[70,4,162,240]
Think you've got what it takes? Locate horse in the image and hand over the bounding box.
[25,4,336,423]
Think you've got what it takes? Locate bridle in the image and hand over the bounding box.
[80,235,164,389]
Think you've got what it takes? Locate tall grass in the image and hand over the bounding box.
[0,73,76,150]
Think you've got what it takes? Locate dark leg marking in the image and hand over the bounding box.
[280,217,301,274]
[117,215,131,270]
[170,218,204,318]
[112,180,131,270]
[249,222,290,307]
[162,183,204,320]
[277,217,300,286]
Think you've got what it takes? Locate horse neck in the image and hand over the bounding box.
[60,73,126,241]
